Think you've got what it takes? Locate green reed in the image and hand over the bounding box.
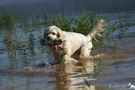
[80,60,102,89]
[27,32,36,55]
[3,34,18,58]
[32,15,41,29]
[0,12,16,30]
[117,14,129,39]
[20,14,29,29]
[0,14,4,28]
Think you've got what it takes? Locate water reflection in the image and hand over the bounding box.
[0,60,97,90]
[55,60,96,90]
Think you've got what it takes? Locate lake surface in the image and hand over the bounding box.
[0,0,135,17]
[0,1,135,90]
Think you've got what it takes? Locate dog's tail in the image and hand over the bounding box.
[87,19,105,41]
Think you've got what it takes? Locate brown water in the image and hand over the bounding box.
[0,9,135,90]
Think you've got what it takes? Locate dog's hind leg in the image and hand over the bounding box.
[79,43,93,60]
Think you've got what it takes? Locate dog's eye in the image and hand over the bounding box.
[52,32,56,35]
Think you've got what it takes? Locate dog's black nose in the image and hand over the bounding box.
[47,36,51,41]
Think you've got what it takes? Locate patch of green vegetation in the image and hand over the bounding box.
[20,14,29,29]
[1,10,132,61]
[32,15,41,29]
[0,12,16,30]
[3,34,18,58]
[44,11,106,36]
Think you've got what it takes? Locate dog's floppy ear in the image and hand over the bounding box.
[56,27,65,39]
[57,31,65,39]
[44,29,47,38]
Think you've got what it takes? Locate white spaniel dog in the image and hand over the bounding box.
[43,19,105,64]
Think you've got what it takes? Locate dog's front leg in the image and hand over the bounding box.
[63,54,79,64]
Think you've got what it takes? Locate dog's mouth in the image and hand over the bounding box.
[40,38,64,46]
[46,36,55,41]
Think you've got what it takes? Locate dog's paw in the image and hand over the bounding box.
[93,54,107,59]
[64,58,79,64]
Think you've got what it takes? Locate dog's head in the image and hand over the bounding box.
[44,26,65,42]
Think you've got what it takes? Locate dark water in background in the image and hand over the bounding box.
[0,0,135,17]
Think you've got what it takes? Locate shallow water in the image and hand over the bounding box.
[0,9,135,90]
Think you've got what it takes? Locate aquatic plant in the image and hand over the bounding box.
[45,10,106,37]
[0,14,4,28]
[0,12,16,30]
[117,15,129,39]
[20,14,29,29]
[44,12,48,27]
[105,21,117,41]
[80,61,102,89]
[2,33,29,59]
[27,32,36,55]
[3,34,17,58]
[62,4,65,18]
[32,15,41,29]
[4,12,16,29]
